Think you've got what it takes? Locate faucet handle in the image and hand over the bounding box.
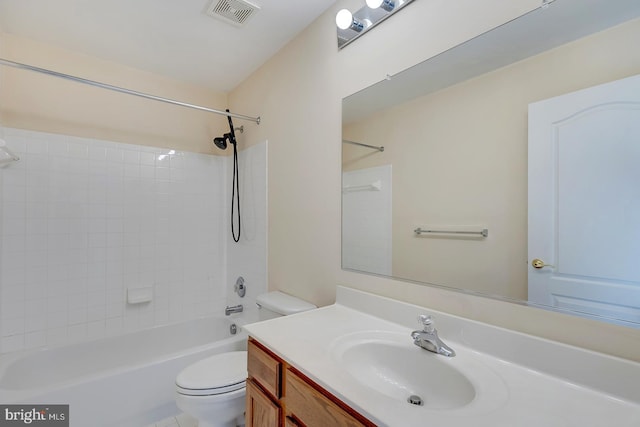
[418,314,435,333]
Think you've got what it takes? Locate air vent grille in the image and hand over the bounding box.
[205,0,260,27]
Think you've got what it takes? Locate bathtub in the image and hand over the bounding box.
[0,313,256,427]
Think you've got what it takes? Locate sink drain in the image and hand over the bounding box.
[407,395,424,406]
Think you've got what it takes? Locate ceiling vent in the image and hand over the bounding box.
[205,0,260,27]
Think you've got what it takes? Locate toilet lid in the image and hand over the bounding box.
[176,351,247,395]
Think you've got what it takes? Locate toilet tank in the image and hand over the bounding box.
[255,291,316,320]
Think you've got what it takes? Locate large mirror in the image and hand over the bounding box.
[342,0,640,327]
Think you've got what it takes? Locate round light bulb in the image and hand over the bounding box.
[367,0,395,11]
[335,9,354,30]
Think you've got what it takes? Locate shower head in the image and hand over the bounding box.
[213,109,239,151]
[213,132,235,150]
[212,110,242,151]
[213,136,228,150]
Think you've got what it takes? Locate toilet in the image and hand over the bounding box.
[175,291,316,427]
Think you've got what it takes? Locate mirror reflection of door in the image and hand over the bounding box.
[528,73,640,324]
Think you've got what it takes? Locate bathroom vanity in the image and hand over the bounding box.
[244,286,640,427]
[246,338,375,426]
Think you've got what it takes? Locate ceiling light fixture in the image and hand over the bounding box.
[336,0,415,49]
[336,9,364,32]
[366,0,395,12]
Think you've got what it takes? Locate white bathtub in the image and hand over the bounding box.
[0,313,254,427]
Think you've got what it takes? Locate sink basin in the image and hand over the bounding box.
[330,331,476,410]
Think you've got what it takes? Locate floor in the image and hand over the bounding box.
[145,413,197,427]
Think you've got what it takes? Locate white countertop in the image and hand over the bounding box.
[244,287,640,427]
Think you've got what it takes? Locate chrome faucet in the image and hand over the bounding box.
[225,304,243,316]
[411,315,456,357]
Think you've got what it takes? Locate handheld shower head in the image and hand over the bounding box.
[213,109,240,151]
[223,109,241,243]
[213,136,227,150]
[213,133,235,150]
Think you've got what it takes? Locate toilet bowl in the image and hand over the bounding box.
[175,351,247,427]
[175,291,316,427]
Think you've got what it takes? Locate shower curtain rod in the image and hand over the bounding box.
[342,139,384,152]
[0,58,261,125]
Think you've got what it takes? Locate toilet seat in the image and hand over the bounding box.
[176,351,248,397]
[177,380,245,396]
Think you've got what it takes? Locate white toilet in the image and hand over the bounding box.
[175,291,316,427]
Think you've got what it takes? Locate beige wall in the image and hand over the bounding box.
[229,0,640,362]
[342,18,640,300]
[4,0,637,361]
[0,33,229,153]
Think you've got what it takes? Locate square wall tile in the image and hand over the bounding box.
[0,127,265,355]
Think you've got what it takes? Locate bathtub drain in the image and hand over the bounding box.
[407,395,424,406]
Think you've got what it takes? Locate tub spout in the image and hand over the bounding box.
[225,304,243,316]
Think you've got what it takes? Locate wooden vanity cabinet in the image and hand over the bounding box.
[285,367,373,427]
[246,339,283,427]
[246,337,376,427]
[246,379,281,427]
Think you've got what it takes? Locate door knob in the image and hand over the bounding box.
[531,258,555,269]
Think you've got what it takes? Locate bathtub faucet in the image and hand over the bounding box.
[225,304,243,316]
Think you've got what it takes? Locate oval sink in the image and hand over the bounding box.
[331,331,476,410]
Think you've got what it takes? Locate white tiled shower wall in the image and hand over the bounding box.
[342,165,392,276]
[226,140,268,313]
[0,127,266,353]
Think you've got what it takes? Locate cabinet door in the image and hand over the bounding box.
[248,339,282,399]
[285,416,301,427]
[246,379,281,427]
[286,369,369,427]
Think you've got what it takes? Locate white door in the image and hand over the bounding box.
[528,73,640,324]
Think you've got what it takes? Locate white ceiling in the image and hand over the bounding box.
[0,0,336,92]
